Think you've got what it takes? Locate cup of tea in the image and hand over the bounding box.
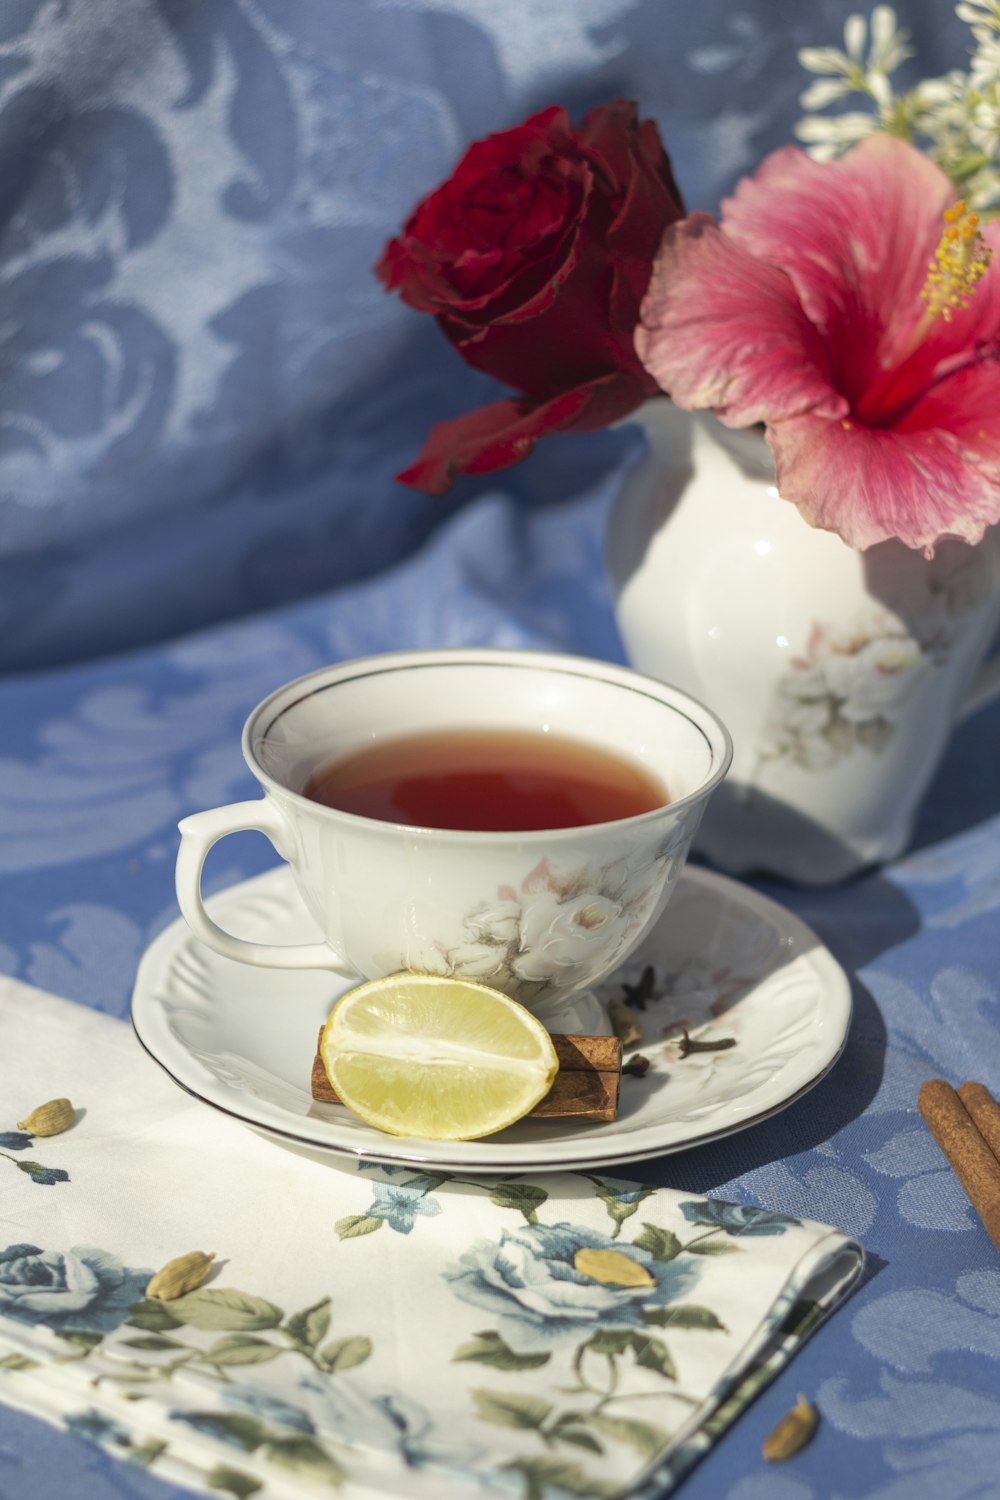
[174,649,731,1028]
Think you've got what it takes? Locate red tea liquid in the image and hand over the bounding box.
[304,728,666,832]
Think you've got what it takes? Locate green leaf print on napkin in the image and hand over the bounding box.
[453,1330,552,1371]
[166,1289,283,1331]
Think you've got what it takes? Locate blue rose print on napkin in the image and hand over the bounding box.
[447,1222,699,1351]
[299,1376,486,1474]
[678,1200,801,1235]
[0,1244,150,1334]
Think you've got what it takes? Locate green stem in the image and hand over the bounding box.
[275,1333,327,1370]
[95,1350,203,1386]
[598,1387,701,1411]
[567,1343,624,1407]
[680,1228,725,1252]
[567,1343,605,1400]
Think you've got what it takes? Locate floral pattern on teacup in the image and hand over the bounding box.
[412,851,680,1003]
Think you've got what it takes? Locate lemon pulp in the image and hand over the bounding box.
[320,973,559,1141]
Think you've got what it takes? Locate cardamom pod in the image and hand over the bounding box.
[146,1251,216,1301]
[607,999,642,1047]
[16,1098,75,1136]
[573,1247,656,1288]
[762,1393,819,1461]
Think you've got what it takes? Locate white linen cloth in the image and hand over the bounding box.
[0,979,863,1499]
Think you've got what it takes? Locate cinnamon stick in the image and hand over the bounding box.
[918,1078,1000,1253]
[957,1081,1000,1161]
[312,1029,622,1122]
[532,1035,622,1121]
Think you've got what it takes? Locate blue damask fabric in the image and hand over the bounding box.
[2,3,999,1498]
[0,0,969,669]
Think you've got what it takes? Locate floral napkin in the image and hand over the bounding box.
[0,977,863,1500]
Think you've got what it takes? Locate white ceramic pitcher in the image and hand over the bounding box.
[606,402,1000,884]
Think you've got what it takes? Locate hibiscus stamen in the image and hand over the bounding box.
[858,197,994,425]
[920,200,993,322]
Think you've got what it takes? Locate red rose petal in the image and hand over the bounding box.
[396,375,649,494]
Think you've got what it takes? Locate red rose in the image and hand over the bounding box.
[376,100,683,494]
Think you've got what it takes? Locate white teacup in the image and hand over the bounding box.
[175,648,731,1029]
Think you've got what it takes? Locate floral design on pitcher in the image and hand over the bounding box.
[414,853,677,1004]
[760,615,933,770]
[758,542,995,772]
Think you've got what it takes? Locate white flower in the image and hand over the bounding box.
[911,74,964,109]
[439,897,525,979]
[782,651,835,698]
[957,0,1000,35]
[762,706,843,770]
[777,694,834,737]
[971,88,1000,151]
[797,6,911,100]
[844,13,868,62]
[461,898,521,945]
[795,112,883,153]
[444,941,508,980]
[512,890,630,985]
[869,5,913,71]
[867,70,893,109]
[800,77,853,110]
[798,732,846,771]
[971,33,1000,86]
[796,3,1000,209]
[799,45,859,76]
[822,635,929,723]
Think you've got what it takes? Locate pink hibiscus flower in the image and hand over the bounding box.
[635,136,1000,553]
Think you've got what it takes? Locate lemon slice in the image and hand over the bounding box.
[320,974,559,1141]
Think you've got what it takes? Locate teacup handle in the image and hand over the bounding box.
[175,801,355,973]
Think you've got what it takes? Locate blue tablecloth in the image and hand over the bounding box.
[2,1,998,1494]
[2,461,999,1500]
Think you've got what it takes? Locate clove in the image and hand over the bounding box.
[622,1054,651,1078]
[621,965,657,1012]
[677,1028,736,1058]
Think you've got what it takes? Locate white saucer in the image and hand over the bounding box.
[131,865,851,1173]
